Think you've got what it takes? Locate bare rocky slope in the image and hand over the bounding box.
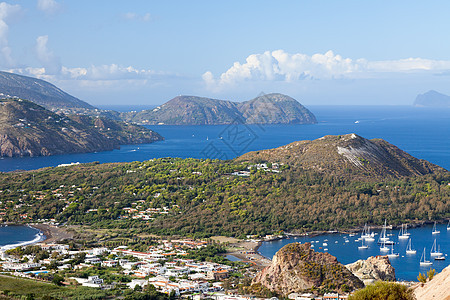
[412,265,450,300]
[253,242,364,295]
[237,133,446,178]
[0,98,163,157]
[345,256,395,286]
[123,93,317,125]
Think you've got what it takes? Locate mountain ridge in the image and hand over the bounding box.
[0,71,94,112]
[123,93,317,125]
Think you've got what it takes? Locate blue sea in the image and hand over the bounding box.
[0,225,45,250]
[0,106,449,172]
[258,223,449,282]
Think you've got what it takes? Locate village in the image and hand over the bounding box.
[0,235,352,300]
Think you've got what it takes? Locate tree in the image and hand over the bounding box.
[52,274,64,286]
[349,281,414,300]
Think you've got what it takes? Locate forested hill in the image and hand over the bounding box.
[0,98,163,157]
[122,93,317,125]
[237,134,445,179]
[0,135,448,237]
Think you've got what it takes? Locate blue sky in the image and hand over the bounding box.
[2,0,450,105]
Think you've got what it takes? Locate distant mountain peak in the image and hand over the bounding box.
[414,90,450,107]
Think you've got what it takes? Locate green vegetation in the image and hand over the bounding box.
[417,269,436,283]
[0,275,113,300]
[348,281,415,300]
[0,157,448,237]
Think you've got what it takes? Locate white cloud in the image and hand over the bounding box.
[203,50,450,91]
[37,0,61,15]
[122,12,151,22]
[35,35,61,74]
[9,64,176,84]
[0,2,21,67]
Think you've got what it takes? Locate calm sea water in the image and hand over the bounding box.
[0,106,449,172]
[0,225,45,250]
[258,224,449,282]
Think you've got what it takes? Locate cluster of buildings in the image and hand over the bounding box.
[0,239,233,296]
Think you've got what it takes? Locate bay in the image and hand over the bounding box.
[0,106,449,172]
[258,223,449,281]
[0,225,45,250]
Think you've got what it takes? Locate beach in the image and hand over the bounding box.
[30,224,73,244]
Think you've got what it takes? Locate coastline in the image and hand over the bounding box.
[0,225,46,250]
[30,224,73,244]
[0,224,73,251]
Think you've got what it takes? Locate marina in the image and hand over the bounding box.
[259,223,449,281]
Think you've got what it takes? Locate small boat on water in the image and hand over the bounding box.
[398,224,410,239]
[406,238,416,255]
[430,239,443,257]
[378,219,390,242]
[420,248,432,266]
[447,220,450,231]
[387,245,399,258]
[358,238,368,250]
[432,222,440,234]
[435,255,445,261]
[380,240,389,252]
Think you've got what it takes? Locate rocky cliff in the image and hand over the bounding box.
[253,242,364,295]
[0,98,163,157]
[345,256,395,286]
[123,93,317,125]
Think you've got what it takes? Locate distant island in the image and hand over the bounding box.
[122,93,318,125]
[0,98,163,157]
[414,90,450,107]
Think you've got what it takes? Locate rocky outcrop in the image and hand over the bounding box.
[345,256,395,286]
[412,265,450,300]
[253,242,364,295]
[123,93,317,125]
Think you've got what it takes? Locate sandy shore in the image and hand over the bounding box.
[30,224,73,244]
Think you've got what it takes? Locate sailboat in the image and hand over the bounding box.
[430,239,443,257]
[378,219,394,245]
[387,244,399,258]
[380,239,389,252]
[406,238,416,254]
[420,248,432,266]
[447,220,450,231]
[432,222,440,234]
[358,238,368,250]
[362,224,375,241]
[398,224,410,239]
